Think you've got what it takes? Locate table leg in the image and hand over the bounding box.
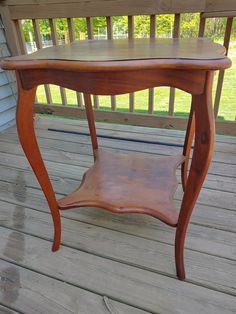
[83,93,98,159]
[16,73,61,251]
[175,72,215,280]
[181,103,195,191]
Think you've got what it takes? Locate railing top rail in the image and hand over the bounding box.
[1,0,236,19]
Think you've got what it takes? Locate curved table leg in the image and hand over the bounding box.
[16,73,61,251]
[83,93,98,159]
[175,72,215,280]
[181,104,195,192]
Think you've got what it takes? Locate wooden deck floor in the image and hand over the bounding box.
[0,116,235,314]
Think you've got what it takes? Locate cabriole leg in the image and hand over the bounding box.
[181,104,195,191]
[16,73,61,251]
[175,72,215,280]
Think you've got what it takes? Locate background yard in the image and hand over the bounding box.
[35,47,236,121]
[21,15,235,122]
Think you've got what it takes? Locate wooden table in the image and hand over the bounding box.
[1,38,231,280]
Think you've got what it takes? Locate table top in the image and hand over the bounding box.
[1,38,231,71]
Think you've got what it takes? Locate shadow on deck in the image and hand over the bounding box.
[0,116,235,314]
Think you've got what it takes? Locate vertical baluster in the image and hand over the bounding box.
[168,13,180,116]
[67,17,75,42]
[128,15,134,112]
[49,18,58,44]
[14,19,38,103]
[49,18,67,106]
[13,19,27,54]
[86,16,94,39]
[214,17,233,118]
[0,6,21,56]
[67,18,83,108]
[198,13,206,37]
[86,17,99,109]
[32,19,52,104]
[106,16,116,111]
[106,16,113,40]
[148,14,156,114]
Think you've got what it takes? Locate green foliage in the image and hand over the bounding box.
[134,16,150,37]
[21,19,32,42]
[38,19,51,40]
[156,14,174,37]
[180,13,199,37]
[21,14,233,43]
[21,14,235,122]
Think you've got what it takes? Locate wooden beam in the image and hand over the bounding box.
[35,104,236,135]
[0,5,21,55]
[8,1,207,19]
[106,16,116,111]
[168,13,181,116]
[49,18,67,106]
[13,19,27,54]
[32,18,52,104]
[202,11,236,18]
[86,16,99,109]
[67,17,83,108]
[67,17,75,42]
[205,0,236,12]
[198,14,206,37]
[148,14,156,114]
[86,16,94,40]
[214,17,233,118]
[128,15,135,112]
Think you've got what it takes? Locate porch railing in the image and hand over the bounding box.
[0,0,235,134]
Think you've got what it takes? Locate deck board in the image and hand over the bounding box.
[1,228,236,314]
[0,259,148,314]
[0,116,235,314]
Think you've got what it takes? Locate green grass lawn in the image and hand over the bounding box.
[36,49,236,121]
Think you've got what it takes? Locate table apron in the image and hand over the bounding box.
[19,68,207,95]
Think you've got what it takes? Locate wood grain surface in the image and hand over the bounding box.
[1,38,231,71]
[58,149,184,226]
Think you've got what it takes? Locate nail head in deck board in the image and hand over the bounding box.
[0,260,147,314]
[0,228,236,314]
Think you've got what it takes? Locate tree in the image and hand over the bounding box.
[22,15,232,44]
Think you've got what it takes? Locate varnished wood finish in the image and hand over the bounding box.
[15,72,61,251]
[1,38,231,71]
[176,72,215,280]
[83,93,98,155]
[1,38,231,280]
[18,68,207,95]
[181,104,195,191]
[58,149,184,226]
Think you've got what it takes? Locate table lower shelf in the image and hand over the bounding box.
[57,149,185,226]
